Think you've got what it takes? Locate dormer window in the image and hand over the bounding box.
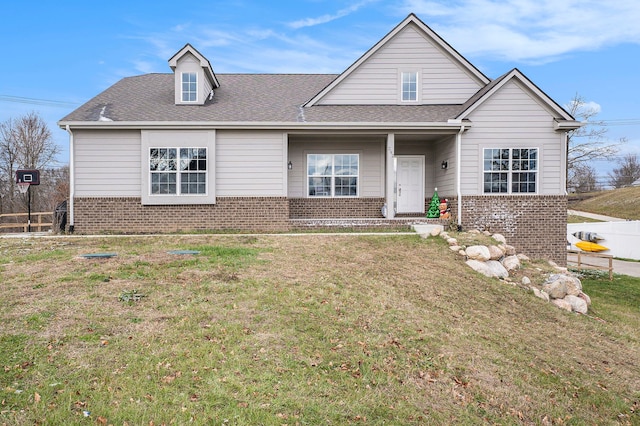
[401,71,418,102]
[169,44,219,106]
[182,72,197,102]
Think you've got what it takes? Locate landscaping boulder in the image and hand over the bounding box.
[551,298,573,312]
[465,259,509,279]
[492,233,507,244]
[503,244,517,256]
[533,288,550,302]
[578,292,591,307]
[564,295,588,314]
[488,245,504,260]
[502,255,520,272]
[547,274,582,296]
[465,245,491,261]
[542,279,567,299]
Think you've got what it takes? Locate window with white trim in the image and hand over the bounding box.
[483,148,538,194]
[181,72,197,102]
[150,147,207,195]
[307,154,359,197]
[401,71,418,102]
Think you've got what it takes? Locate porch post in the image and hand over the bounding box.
[386,133,395,219]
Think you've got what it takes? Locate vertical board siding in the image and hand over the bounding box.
[318,24,482,105]
[216,130,285,196]
[287,137,385,198]
[74,130,141,196]
[460,80,563,195]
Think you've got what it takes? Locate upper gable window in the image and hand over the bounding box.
[181,72,197,102]
[401,71,418,102]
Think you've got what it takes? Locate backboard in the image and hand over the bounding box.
[16,169,40,185]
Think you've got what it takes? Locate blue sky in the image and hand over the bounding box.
[2,0,639,186]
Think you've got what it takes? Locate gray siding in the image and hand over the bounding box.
[433,136,457,196]
[74,130,141,197]
[318,24,483,105]
[288,137,385,198]
[174,52,212,105]
[460,80,564,196]
[216,131,286,196]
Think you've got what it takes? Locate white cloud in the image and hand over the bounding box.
[400,0,640,62]
[288,0,377,29]
[132,60,156,74]
[565,99,602,117]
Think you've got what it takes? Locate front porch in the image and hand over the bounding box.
[287,131,461,220]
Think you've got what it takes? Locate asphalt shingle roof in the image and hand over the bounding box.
[60,73,466,125]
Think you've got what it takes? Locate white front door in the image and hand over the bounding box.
[396,155,425,213]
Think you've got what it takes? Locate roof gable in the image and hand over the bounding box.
[305,14,490,107]
[169,43,220,89]
[456,68,579,125]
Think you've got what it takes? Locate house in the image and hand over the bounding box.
[58,14,581,264]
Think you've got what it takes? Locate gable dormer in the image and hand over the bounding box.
[168,44,220,105]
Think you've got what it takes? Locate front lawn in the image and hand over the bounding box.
[1,235,639,424]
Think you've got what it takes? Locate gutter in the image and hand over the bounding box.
[65,125,75,233]
[57,121,472,132]
[456,123,465,230]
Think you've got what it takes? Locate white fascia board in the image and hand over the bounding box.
[58,120,470,132]
[554,120,584,131]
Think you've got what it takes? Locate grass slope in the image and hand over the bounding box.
[1,235,639,425]
[570,186,640,220]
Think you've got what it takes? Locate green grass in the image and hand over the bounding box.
[580,271,640,326]
[1,235,639,424]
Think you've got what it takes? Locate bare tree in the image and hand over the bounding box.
[608,153,640,188]
[568,163,599,193]
[0,112,60,214]
[565,94,624,190]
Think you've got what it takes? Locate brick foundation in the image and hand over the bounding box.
[289,197,386,219]
[459,195,567,265]
[72,197,290,234]
[72,194,567,265]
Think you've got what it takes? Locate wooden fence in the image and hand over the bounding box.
[0,212,54,233]
[567,250,613,280]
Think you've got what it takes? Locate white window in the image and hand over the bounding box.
[307,154,359,197]
[181,72,197,102]
[401,71,418,102]
[150,147,207,195]
[483,148,538,194]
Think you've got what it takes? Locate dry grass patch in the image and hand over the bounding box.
[570,186,640,220]
[1,234,639,425]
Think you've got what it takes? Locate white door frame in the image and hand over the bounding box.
[395,155,425,214]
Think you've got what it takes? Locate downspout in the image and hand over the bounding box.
[65,125,75,233]
[456,124,465,230]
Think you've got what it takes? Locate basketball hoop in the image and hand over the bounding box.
[17,182,30,194]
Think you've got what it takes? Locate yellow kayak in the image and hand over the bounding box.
[575,241,609,252]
